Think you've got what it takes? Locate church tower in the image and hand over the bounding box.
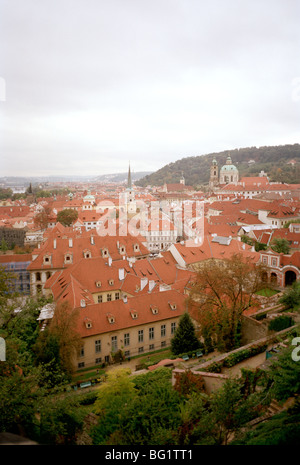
[209,157,219,190]
[219,155,239,184]
[126,162,136,215]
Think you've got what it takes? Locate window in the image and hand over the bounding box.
[272,258,277,267]
[111,336,117,352]
[95,340,101,353]
[149,344,154,350]
[115,292,120,300]
[149,327,154,340]
[95,357,102,364]
[171,322,176,334]
[107,294,112,302]
[124,350,130,358]
[138,346,144,353]
[98,295,103,303]
[124,333,130,347]
[138,330,144,343]
[78,362,85,369]
[161,324,166,337]
[262,257,268,265]
[161,341,166,348]
[79,347,84,357]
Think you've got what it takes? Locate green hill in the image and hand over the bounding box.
[136,144,300,188]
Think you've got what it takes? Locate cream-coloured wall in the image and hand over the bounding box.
[75,316,180,369]
[92,289,125,304]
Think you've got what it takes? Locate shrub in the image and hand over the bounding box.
[268,315,294,332]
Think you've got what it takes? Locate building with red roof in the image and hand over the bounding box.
[74,289,187,368]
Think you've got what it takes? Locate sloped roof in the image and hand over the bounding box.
[171,236,259,265]
[76,289,187,338]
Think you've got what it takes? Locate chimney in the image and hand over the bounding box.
[123,295,128,303]
[53,239,56,249]
[108,257,112,266]
[69,238,73,248]
[119,268,125,281]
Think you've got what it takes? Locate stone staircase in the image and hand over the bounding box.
[267,399,283,416]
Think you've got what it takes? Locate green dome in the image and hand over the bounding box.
[220,155,238,172]
[220,164,238,171]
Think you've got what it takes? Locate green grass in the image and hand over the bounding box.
[256,288,279,297]
[138,349,172,366]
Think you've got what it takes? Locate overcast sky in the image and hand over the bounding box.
[1,0,300,177]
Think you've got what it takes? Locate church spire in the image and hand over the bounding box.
[127,162,132,189]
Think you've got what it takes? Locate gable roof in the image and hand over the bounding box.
[170,236,259,266]
[76,289,187,338]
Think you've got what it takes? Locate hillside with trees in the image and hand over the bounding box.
[136,143,300,188]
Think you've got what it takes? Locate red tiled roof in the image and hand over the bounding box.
[76,289,187,338]
[0,253,32,263]
[171,236,260,265]
[27,229,150,271]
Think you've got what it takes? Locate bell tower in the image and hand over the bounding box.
[209,157,218,190]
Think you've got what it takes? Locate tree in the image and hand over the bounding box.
[267,340,300,402]
[270,238,290,254]
[0,238,8,253]
[56,209,78,227]
[45,301,82,374]
[279,281,300,310]
[93,368,136,444]
[171,312,200,355]
[177,377,261,445]
[34,205,52,230]
[38,395,85,445]
[232,398,300,445]
[94,367,182,445]
[188,254,265,352]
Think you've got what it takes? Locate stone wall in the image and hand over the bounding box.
[172,368,229,395]
[241,314,268,345]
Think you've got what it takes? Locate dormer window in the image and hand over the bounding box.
[83,250,91,259]
[134,243,139,252]
[151,306,159,315]
[84,318,92,329]
[107,315,115,324]
[96,281,102,288]
[120,245,126,254]
[43,255,51,265]
[130,310,138,319]
[169,302,177,310]
[109,279,114,286]
[64,253,73,264]
[102,248,108,257]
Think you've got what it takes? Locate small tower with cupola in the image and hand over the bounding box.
[209,157,219,190]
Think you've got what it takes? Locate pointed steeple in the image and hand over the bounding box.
[127,162,132,189]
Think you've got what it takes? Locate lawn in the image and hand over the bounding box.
[136,348,173,366]
[256,288,279,297]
